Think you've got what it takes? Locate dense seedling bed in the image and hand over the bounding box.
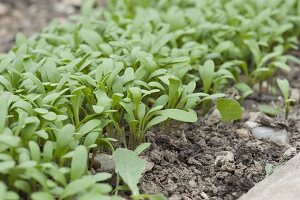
[0,0,300,199]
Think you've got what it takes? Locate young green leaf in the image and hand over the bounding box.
[157,109,197,123]
[56,124,75,152]
[277,79,289,100]
[71,145,88,181]
[61,177,95,198]
[113,148,146,195]
[0,93,9,132]
[144,116,168,131]
[29,141,41,163]
[43,141,54,162]
[258,105,282,116]
[79,29,102,50]
[199,60,215,93]
[78,119,101,137]
[134,143,151,155]
[31,192,54,200]
[81,0,95,16]
[216,98,243,122]
[234,83,254,99]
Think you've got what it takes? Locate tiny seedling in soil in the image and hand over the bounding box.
[277,79,294,119]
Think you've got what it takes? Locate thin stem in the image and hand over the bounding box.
[114,174,120,196]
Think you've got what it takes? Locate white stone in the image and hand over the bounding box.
[200,192,209,200]
[207,108,221,124]
[248,112,261,122]
[145,160,154,172]
[283,147,297,159]
[251,127,289,146]
[244,121,259,129]
[93,153,115,172]
[236,128,251,140]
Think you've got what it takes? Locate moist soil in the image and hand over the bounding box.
[138,55,300,200]
[1,1,300,200]
[140,114,300,200]
[139,76,300,199]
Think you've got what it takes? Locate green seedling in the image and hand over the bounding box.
[120,86,197,148]
[199,60,235,94]
[258,104,282,116]
[0,0,300,198]
[199,60,215,93]
[216,98,243,122]
[234,83,254,100]
[277,79,294,119]
[113,143,166,199]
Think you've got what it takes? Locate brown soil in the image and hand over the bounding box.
[1,1,300,200]
[139,114,299,200]
[139,73,300,199]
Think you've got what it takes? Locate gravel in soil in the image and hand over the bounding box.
[140,115,299,200]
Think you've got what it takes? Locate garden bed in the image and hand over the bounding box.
[139,108,300,199]
[137,69,300,199]
[1,1,300,200]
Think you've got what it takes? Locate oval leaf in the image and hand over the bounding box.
[216,98,243,122]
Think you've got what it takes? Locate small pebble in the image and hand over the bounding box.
[248,112,261,122]
[145,160,155,172]
[283,147,296,159]
[244,121,259,129]
[251,127,290,146]
[200,192,210,200]
[236,128,251,140]
[92,153,115,172]
[207,108,221,124]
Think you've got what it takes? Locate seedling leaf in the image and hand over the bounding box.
[158,109,197,123]
[71,146,88,181]
[277,79,289,100]
[216,98,243,122]
[113,148,146,195]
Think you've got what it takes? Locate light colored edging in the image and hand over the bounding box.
[239,152,300,200]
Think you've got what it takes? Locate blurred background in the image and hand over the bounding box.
[0,0,104,53]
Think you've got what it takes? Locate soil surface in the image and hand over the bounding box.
[138,55,300,200]
[140,114,299,200]
[1,1,300,200]
[139,70,300,199]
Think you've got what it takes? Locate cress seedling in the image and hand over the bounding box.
[277,79,294,119]
[0,0,300,199]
